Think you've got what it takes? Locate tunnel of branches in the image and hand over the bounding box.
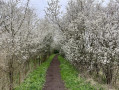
[0,0,119,90]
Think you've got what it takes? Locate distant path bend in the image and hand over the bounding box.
[42,55,66,90]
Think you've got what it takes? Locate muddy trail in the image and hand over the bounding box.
[42,55,66,90]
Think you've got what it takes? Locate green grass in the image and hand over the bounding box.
[15,54,55,90]
[58,55,103,90]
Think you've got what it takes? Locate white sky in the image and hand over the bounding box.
[29,0,69,18]
[26,0,109,18]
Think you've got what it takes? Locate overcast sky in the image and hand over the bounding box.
[27,0,109,18]
[28,0,69,18]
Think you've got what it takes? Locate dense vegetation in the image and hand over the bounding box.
[15,55,100,90]
[0,0,54,89]
[45,0,119,89]
[0,0,119,89]
[15,54,55,90]
[58,56,98,90]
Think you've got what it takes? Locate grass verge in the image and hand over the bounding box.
[15,54,55,90]
[58,55,103,90]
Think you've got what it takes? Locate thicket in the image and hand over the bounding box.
[1,0,119,89]
[0,0,54,90]
[15,54,55,90]
[45,0,119,88]
[58,55,103,90]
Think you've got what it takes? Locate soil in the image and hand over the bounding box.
[42,55,66,90]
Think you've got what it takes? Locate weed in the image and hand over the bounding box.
[15,54,55,90]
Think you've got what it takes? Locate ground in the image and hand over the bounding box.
[43,55,66,90]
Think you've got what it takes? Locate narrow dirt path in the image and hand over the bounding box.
[42,55,66,90]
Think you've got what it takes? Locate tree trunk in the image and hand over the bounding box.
[9,59,14,90]
[105,65,113,84]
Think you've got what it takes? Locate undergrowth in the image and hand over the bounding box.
[58,55,103,90]
[15,54,55,90]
